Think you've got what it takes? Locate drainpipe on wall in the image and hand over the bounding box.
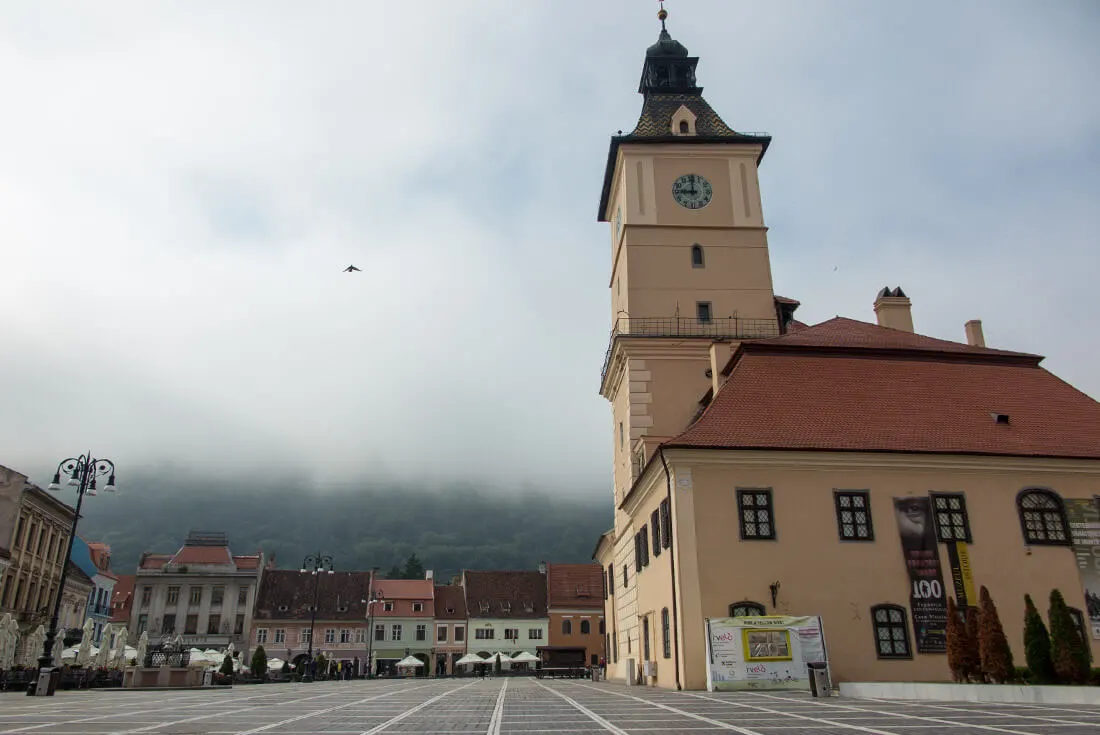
[658,447,682,691]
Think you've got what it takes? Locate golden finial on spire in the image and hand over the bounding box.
[658,1,668,30]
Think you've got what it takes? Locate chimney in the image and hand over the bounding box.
[965,319,986,347]
[708,341,734,396]
[425,569,433,581]
[873,287,914,332]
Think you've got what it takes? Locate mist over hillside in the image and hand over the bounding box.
[68,470,611,579]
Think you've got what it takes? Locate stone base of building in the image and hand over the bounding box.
[839,681,1100,705]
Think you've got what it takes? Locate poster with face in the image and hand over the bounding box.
[894,497,948,654]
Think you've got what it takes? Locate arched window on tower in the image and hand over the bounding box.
[562,619,572,635]
[580,620,591,635]
[729,601,765,617]
[1017,488,1070,546]
[679,120,690,134]
[691,244,704,268]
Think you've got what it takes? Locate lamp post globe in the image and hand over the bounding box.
[299,552,334,683]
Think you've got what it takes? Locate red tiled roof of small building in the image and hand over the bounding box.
[138,554,172,570]
[671,318,1100,460]
[547,564,605,609]
[371,579,435,617]
[253,569,375,622]
[111,575,135,623]
[233,555,262,569]
[463,570,548,619]
[433,585,468,620]
[170,545,232,565]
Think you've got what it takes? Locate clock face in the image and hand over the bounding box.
[672,174,713,210]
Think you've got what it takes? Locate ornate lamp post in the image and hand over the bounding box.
[299,552,333,683]
[364,586,384,679]
[30,454,116,697]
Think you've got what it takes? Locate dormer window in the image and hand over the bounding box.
[479,601,490,613]
[670,104,697,136]
[336,605,348,613]
[412,602,424,613]
[277,605,288,613]
[501,601,511,613]
[383,602,394,612]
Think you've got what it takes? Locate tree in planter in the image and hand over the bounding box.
[1049,589,1090,684]
[963,606,982,682]
[281,660,290,675]
[251,645,268,679]
[946,597,968,682]
[315,653,328,679]
[220,653,235,677]
[977,586,1015,684]
[1023,594,1055,684]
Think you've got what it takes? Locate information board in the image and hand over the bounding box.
[704,615,828,691]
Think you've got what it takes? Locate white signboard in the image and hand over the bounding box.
[704,615,828,691]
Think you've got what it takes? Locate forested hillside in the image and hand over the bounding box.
[71,470,610,580]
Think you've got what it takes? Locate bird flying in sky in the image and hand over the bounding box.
[343,265,361,272]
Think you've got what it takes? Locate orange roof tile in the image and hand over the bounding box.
[433,585,468,620]
[463,571,548,619]
[171,545,231,565]
[233,555,262,569]
[547,564,604,609]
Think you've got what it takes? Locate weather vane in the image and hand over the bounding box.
[658,1,668,30]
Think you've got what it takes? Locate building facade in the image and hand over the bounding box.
[130,531,264,651]
[111,574,134,627]
[462,570,548,657]
[432,584,467,675]
[251,569,374,675]
[0,468,77,634]
[59,563,94,635]
[593,15,1100,690]
[368,578,435,676]
[546,564,605,667]
[70,538,118,645]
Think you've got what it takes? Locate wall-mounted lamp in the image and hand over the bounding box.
[769,581,781,609]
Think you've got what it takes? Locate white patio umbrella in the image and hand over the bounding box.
[266,657,285,670]
[511,651,539,663]
[455,653,485,666]
[396,655,424,668]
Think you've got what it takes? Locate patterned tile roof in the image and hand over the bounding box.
[433,585,468,620]
[669,319,1100,460]
[546,564,604,610]
[463,570,548,619]
[626,93,738,138]
[253,569,375,622]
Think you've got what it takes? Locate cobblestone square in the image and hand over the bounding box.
[2,679,1099,734]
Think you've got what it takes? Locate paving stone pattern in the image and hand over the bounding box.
[1,678,1099,734]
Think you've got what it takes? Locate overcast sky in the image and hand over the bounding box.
[1,1,1097,492]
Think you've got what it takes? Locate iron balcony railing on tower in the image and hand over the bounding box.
[601,316,779,380]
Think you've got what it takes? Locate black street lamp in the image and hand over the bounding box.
[364,586,384,679]
[30,454,116,697]
[299,552,333,683]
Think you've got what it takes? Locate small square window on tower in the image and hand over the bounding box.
[696,302,712,323]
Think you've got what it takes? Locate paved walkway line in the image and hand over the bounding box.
[358,681,476,735]
[732,691,1042,735]
[851,695,1096,727]
[232,683,433,735]
[0,685,341,734]
[681,692,905,735]
[534,680,631,735]
[487,678,509,735]
[562,681,769,735]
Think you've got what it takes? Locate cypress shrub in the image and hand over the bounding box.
[251,645,267,679]
[1023,593,1055,684]
[946,597,968,682]
[977,586,1015,683]
[1049,589,1089,684]
[963,606,982,682]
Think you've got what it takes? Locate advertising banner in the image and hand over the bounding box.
[1065,498,1100,640]
[894,497,948,653]
[945,541,976,609]
[704,615,827,692]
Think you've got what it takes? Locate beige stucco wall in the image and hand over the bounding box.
[656,450,1100,689]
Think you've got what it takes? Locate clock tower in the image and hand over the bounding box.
[598,8,794,520]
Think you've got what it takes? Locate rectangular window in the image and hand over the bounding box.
[412,602,424,612]
[184,615,198,634]
[634,533,642,572]
[872,605,911,659]
[475,628,494,640]
[640,525,650,567]
[642,617,651,660]
[612,632,618,663]
[503,628,519,640]
[608,565,615,596]
[622,565,628,588]
[932,493,972,542]
[166,587,180,605]
[141,587,152,607]
[660,498,672,549]
[834,490,874,541]
[162,614,176,633]
[207,614,221,634]
[437,625,448,642]
[274,629,285,644]
[416,624,427,641]
[324,629,335,644]
[340,629,351,643]
[454,626,465,642]
[255,628,268,644]
[737,488,776,540]
[356,629,367,644]
[528,629,543,640]
[391,624,402,641]
[300,628,311,644]
[374,624,384,641]
[189,587,202,606]
[211,586,224,605]
[238,586,249,606]
[137,614,148,633]
[651,510,661,556]
[661,608,671,658]
[383,602,394,612]
[234,614,244,635]
[696,301,712,323]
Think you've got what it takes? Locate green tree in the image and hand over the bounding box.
[386,565,403,580]
[946,598,968,682]
[315,653,328,678]
[403,553,425,579]
[220,653,235,677]
[977,586,1014,683]
[1049,589,1089,683]
[250,645,267,679]
[1023,594,1055,684]
[963,606,982,682]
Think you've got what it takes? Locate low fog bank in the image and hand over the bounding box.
[62,467,611,579]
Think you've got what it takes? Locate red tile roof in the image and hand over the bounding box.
[138,554,172,570]
[253,569,375,622]
[171,545,232,565]
[370,579,435,617]
[111,574,135,623]
[463,571,548,619]
[233,555,262,569]
[547,564,604,609]
[671,318,1100,460]
[433,585,468,620]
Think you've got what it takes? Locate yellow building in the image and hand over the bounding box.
[593,16,1100,690]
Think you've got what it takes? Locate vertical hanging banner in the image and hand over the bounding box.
[1064,498,1100,640]
[945,541,976,609]
[894,497,948,653]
